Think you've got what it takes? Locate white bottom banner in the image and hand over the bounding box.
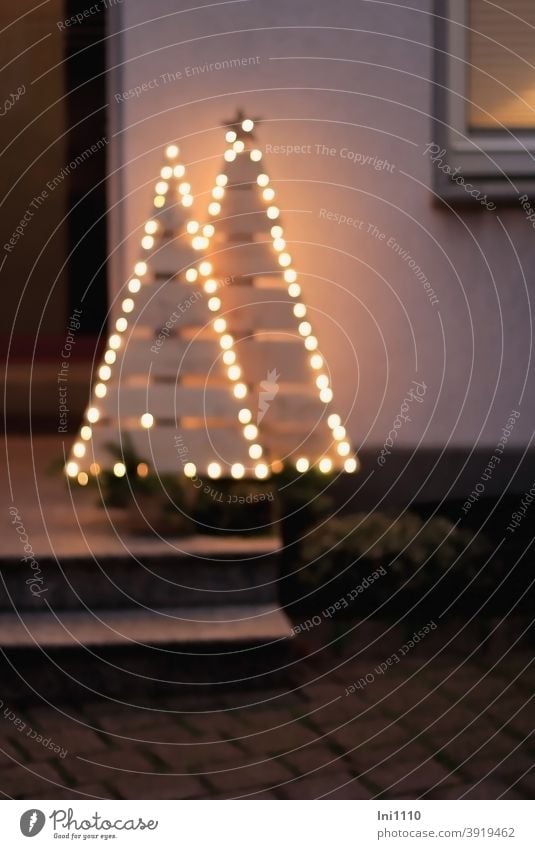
[1,800,532,847]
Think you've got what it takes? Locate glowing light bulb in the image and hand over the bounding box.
[271,225,283,238]
[208,297,221,312]
[228,365,241,381]
[137,462,149,478]
[272,459,284,473]
[319,457,333,474]
[296,457,309,473]
[278,253,292,267]
[243,424,258,440]
[113,462,126,477]
[231,463,245,479]
[328,414,341,429]
[337,441,351,456]
[160,166,173,179]
[263,188,275,201]
[192,236,208,250]
[128,277,141,293]
[145,220,158,234]
[257,174,269,187]
[77,472,89,486]
[141,235,153,250]
[305,335,318,351]
[173,164,185,178]
[181,194,193,207]
[212,186,224,200]
[208,201,221,216]
[141,412,154,429]
[310,353,323,369]
[155,181,168,195]
[154,195,165,208]
[333,425,346,440]
[298,321,312,337]
[225,130,237,143]
[267,206,279,219]
[89,462,100,476]
[203,224,215,237]
[216,174,228,187]
[99,365,111,381]
[224,149,236,162]
[87,407,99,423]
[238,408,252,424]
[115,317,127,332]
[273,238,286,252]
[291,304,306,320]
[184,462,196,478]
[187,220,200,234]
[207,462,222,479]
[233,382,247,399]
[204,279,218,294]
[135,261,147,276]
[165,144,179,159]
[220,334,234,349]
[122,298,134,313]
[104,349,116,365]
[249,444,262,459]
[222,349,235,365]
[73,442,85,458]
[316,374,329,390]
[255,462,269,479]
[94,383,107,398]
[213,318,226,333]
[344,457,358,473]
[288,282,301,298]
[320,387,333,403]
[233,140,245,153]
[250,149,262,161]
[199,261,212,276]
[66,461,79,478]
[284,268,297,283]
[178,182,191,196]
[185,268,198,282]
[81,425,92,441]
[242,118,254,132]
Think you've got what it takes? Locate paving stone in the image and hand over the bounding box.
[206,759,293,795]
[156,741,246,773]
[70,748,157,786]
[241,722,318,756]
[371,758,454,797]
[109,773,204,799]
[0,762,70,798]
[30,783,111,799]
[281,744,343,776]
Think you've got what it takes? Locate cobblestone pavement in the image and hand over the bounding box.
[0,636,533,800]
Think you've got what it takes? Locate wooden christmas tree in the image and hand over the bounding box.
[178,113,358,481]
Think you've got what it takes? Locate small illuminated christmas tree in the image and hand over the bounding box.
[65,142,256,484]
[181,112,358,482]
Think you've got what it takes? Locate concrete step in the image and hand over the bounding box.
[0,537,282,613]
[0,604,291,648]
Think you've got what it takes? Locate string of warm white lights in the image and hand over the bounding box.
[183,118,357,479]
[65,144,193,485]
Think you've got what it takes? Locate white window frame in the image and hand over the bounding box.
[437,0,535,191]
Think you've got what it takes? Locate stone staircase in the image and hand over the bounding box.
[0,538,293,704]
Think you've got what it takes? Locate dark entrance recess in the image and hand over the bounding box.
[64,0,108,334]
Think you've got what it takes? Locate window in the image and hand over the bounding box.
[433,0,535,199]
